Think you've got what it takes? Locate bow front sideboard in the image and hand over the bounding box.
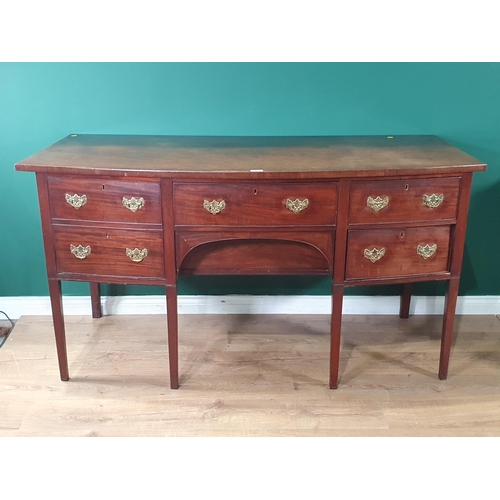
[15,135,486,389]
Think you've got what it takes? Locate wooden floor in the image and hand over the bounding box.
[1,313,500,436]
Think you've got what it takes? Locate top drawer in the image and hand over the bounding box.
[47,177,162,224]
[173,182,338,226]
[348,177,460,225]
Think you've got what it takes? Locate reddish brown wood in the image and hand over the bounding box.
[48,176,162,224]
[161,179,177,286]
[90,282,102,318]
[173,182,338,226]
[53,225,165,278]
[166,286,179,389]
[399,283,413,319]
[176,230,334,274]
[180,240,330,275]
[449,173,473,277]
[333,179,351,283]
[17,137,487,388]
[48,280,69,381]
[329,285,344,389]
[439,278,460,379]
[35,173,58,278]
[348,177,460,225]
[437,173,474,379]
[16,135,487,178]
[345,226,452,280]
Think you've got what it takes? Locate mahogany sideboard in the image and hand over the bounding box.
[15,135,487,389]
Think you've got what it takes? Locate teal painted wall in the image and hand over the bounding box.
[1,63,499,297]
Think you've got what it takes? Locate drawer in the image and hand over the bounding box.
[48,177,162,224]
[173,182,337,226]
[348,177,460,224]
[53,225,165,278]
[345,226,451,280]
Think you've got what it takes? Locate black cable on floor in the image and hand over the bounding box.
[0,310,15,328]
[0,310,15,348]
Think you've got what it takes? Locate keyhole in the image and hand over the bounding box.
[105,233,109,238]
[253,189,257,195]
[405,184,409,191]
[400,231,405,239]
[102,185,106,190]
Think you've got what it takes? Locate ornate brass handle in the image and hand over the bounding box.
[364,247,386,263]
[126,247,148,262]
[367,196,389,212]
[204,199,226,215]
[65,193,87,210]
[70,244,91,259]
[122,196,145,213]
[417,244,437,259]
[286,198,309,214]
[422,193,444,208]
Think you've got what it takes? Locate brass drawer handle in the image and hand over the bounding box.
[417,244,437,259]
[422,193,444,208]
[70,244,91,259]
[65,193,87,210]
[126,247,148,262]
[367,196,389,212]
[364,247,386,263]
[286,198,309,214]
[204,199,226,215]
[122,196,145,213]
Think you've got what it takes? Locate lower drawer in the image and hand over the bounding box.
[345,226,451,280]
[53,225,165,279]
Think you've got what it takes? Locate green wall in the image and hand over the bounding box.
[1,63,499,297]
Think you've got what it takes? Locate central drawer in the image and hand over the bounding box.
[53,225,165,278]
[173,182,338,226]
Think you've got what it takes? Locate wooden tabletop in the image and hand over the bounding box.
[15,135,487,179]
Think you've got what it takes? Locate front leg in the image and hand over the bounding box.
[439,278,460,380]
[329,284,344,389]
[48,279,69,381]
[166,285,179,389]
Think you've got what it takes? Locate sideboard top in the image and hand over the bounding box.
[15,135,487,179]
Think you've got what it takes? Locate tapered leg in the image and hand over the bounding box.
[166,285,179,389]
[329,284,344,389]
[48,279,69,381]
[90,282,102,318]
[439,278,460,380]
[399,282,413,319]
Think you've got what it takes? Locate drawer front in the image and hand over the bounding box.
[173,182,338,226]
[48,177,162,224]
[348,177,460,224]
[53,225,165,278]
[345,226,451,280]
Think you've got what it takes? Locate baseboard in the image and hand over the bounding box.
[2,295,500,319]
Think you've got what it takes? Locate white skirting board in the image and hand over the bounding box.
[2,295,500,319]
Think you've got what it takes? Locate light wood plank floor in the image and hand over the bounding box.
[1,313,500,436]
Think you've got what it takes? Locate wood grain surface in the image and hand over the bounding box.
[2,314,500,437]
[15,135,487,178]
